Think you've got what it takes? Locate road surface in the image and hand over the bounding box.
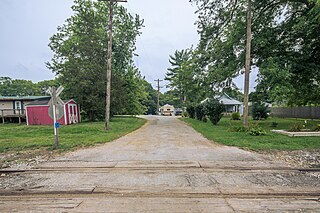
[1,116,319,212]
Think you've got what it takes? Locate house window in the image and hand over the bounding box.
[15,101,21,110]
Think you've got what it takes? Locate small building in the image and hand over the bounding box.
[160,104,175,116]
[217,93,243,115]
[0,96,50,122]
[25,99,80,125]
[202,93,243,115]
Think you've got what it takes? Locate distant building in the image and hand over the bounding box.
[160,104,174,116]
[202,93,243,115]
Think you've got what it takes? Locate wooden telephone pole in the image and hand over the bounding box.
[154,79,163,115]
[100,0,127,130]
[243,0,252,128]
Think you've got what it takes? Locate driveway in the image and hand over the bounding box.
[1,116,319,212]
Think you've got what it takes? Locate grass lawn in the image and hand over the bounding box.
[0,117,146,153]
[182,117,320,151]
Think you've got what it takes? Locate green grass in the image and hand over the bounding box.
[182,117,320,151]
[0,117,146,153]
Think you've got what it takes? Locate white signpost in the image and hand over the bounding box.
[47,86,64,148]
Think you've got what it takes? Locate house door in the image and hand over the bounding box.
[68,104,78,124]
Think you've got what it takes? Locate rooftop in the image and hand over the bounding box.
[0,96,50,101]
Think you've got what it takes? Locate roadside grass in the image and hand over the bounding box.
[0,117,146,153]
[182,117,320,151]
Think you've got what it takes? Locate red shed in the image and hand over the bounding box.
[25,99,81,125]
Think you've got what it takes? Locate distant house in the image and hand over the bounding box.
[0,96,50,121]
[202,93,243,115]
[218,93,243,115]
[160,104,174,116]
[25,99,80,125]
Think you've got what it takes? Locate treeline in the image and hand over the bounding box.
[166,0,320,107]
[0,75,158,120]
[0,77,59,96]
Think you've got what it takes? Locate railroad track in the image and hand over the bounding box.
[1,166,320,174]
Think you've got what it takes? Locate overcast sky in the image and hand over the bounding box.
[0,0,256,93]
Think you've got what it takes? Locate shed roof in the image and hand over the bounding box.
[26,99,75,106]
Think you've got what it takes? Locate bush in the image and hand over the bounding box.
[195,104,206,121]
[231,112,241,120]
[252,103,270,120]
[204,98,225,125]
[181,112,188,118]
[249,127,267,136]
[186,105,195,119]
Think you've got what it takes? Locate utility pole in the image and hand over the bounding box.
[99,0,127,130]
[243,0,252,128]
[154,79,163,115]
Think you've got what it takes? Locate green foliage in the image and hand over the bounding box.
[195,103,206,121]
[181,111,188,118]
[252,103,270,120]
[165,48,205,108]
[249,126,267,136]
[231,112,240,120]
[186,105,196,119]
[190,0,320,106]
[203,98,225,125]
[47,0,146,120]
[0,77,59,96]
[141,81,158,115]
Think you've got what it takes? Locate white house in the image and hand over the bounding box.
[160,104,175,116]
[202,93,244,115]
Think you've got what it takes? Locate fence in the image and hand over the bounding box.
[271,106,320,119]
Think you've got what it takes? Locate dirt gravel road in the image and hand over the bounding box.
[1,116,320,212]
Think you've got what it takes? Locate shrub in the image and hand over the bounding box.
[231,112,241,120]
[181,112,188,118]
[289,123,304,132]
[252,103,270,120]
[195,104,206,121]
[186,105,195,119]
[249,127,267,136]
[204,98,225,125]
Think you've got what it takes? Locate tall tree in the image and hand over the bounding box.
[47,0,145,120]
[191,0,320,106]
[165,48,204,107]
